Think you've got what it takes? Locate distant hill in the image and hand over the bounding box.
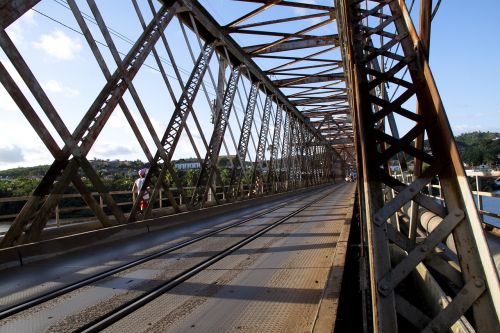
[455,131,500,166]
[1,132,498,180]
[0,159,147,179]
[0,165,50,179]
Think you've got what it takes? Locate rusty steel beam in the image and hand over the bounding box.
[225,0,280,28]
[273,74,345,87]
[234,0,333,11]
[242,35,338,55]
[228,11,330,31]
[0,0,41,28]
[228,82,259,199]
[292,96,348,106]
[191,65,241,208]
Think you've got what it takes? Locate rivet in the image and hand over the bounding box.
[431,325,440,332]
[474,279,484,288]
[454,211,462,218]
[420,245,428,252]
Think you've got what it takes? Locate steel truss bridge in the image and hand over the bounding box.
[0,0,498,332]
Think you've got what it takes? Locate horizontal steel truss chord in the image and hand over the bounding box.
[131,42,216,219]
[336,0,500,331]
[0,1,179,246]
[191,65,241,209]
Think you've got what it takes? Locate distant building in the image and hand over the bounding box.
[175,161,201,170]
[476,164,492,171]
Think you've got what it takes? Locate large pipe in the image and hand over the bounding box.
[402,205,500,276]
[418,210,457,254]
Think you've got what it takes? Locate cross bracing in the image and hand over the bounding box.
[0,1,498,332]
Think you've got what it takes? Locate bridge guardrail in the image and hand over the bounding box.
[0,182,288,235]
[393,170,499,229]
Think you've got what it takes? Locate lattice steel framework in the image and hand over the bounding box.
[0,0,341,247]
[0,1,498,331]
[336,0,500,331]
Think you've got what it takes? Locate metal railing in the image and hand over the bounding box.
[0,179,311,235]
[0,187,193,234]
[392,170,500,228]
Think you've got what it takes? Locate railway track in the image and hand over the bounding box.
[0,184,347,332]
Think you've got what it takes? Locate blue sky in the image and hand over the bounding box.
[0,0,499,170]
[427,0,500,133]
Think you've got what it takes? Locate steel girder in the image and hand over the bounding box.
[267,104,283,192]
[249,95,272,196]
[134,42,216,219]
[278,113,291,191]
[191,65,241,208]
[228,83,259,200]
[336,0,500,332]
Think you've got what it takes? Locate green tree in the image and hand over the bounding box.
[218,157,231,169]
[455,131,499,166]
[185,169,199,187]
[219,169,230,185]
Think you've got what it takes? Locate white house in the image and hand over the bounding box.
[175,162,201,170]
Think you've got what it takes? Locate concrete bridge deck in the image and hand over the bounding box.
[0,183,356,332]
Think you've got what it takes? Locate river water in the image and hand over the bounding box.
[480,190,500,228]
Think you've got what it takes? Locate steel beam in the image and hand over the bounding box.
[242,35,339,55]
[249,96,272,195]
[191,66,241,208]
[131,42,215,219]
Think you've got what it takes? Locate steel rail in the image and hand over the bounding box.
[0,184,336,320]
[77,184,342,332]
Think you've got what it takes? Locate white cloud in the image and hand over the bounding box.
[19,10,36,25]
[7,24,24,45]
[0,58,24,113]
[292,1,324,25]
[0,85,19,112]
[33,30,82,60]
[42,79,80,97]
[95,144,134,156]
[108,110,129,129]
[5,10,36,45]
[453,124,482,134]
[0,145,24,163]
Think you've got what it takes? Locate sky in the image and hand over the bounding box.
[0,0,499,171]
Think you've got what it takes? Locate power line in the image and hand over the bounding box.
[28,3,261,116]
[33,1,223,98]
[31,8,173,78]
